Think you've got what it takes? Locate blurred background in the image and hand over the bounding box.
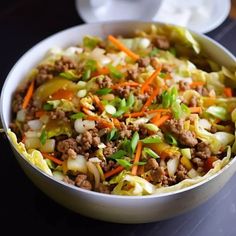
[0,0,236,235]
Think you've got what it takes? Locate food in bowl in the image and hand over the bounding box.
[9,24,236,196]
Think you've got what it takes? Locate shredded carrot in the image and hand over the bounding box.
[51,89,74,100]
[152,115,170,127]
[150,112,161,123]
[190,81,205,88]
[123,111,144,118]
[41,152,63,165]
[147,109,171,114]
[87,115,113,129]
[131,141,143,176]
[35,110,47,118]
[108,35,140,61]
[111,81,140,90]
[112,118,121,128]
[141,66,162,94]
[82,107,95,116]
[189,107,202,113]
[93,95,104,112]
[141,87,160,112]
[224,87,233,97]
[22,80,34,109]
[92,67,110,77]
[104,165,124,179]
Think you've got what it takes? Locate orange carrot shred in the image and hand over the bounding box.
[82,107,95,116]
[123,111,144,118]
[108,35,140,61]
[131,141,143,176]
[150,112,161,124]
[104,165,124,179]
[112,118,121,128]
[189,107,202,113]
[111,82,140,90]
[86,116,113,129]
[41,152,63,165]
[93,95,104,112]
[141,66,162,94]
[22,80,34,109]
[152,115,170,127]
[224,87,233,97]
[141,87,160,112]
[51,89,74,100]
[35,110,47,118]
[190,81,205,88]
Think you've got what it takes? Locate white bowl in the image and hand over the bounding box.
[1,21,236,224]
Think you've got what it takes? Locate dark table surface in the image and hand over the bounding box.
[1,0,236,235]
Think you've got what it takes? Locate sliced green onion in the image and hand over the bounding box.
[59,70,79,81]
[127,93,135,107]
[85,59,97,72]
[141,136,161,144]
[133,161,147,166]
[143,147,160,159]
[149,47,159,57]
[131,131,139,153]
[96,88,112,95]
[108,65,123,79]
[43,103,54,111]
[82,69,91,80]
[169,47,177,56]
[83,36,100,49]
[116,159,132,169]
[39,130,47,145]
[112,108,127,117]
[110,150,126,159]
[70,112,85,120]
[159,72,166,78]
[165,133,178,146]
[142,123,159,132]
[107,128,118,141]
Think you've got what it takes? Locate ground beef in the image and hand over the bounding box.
[63,176,75,185]
[54,56,76,73]
[79,129,101,151]
[176,164,188,181]
[179,81,190,91]
[162,119,198,147]
[144,158,159,171]
[57,138,79,160]
[34,64,56,86]
[103,142,117,158]
[150,167,165,184]
[75,174,92,190]
[96,75,113,88]
[161,174,177,186]
[194,142,211,159]
[150,57,159,69]
[162,64,173,73]
[195,86,209,96]
[119,122,139,138]
[97,183,110,194]
[188,96,199,107]
[126,68,139,80]
[114,86,132,99]
[153,35,170,50]
[49,109,69,122]
[192,157,204,167]
[137,57,150,67]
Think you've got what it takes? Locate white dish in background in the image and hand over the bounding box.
[75,0,231,33]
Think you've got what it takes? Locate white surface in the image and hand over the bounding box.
[75,0,231,33]
[1,21,236,223]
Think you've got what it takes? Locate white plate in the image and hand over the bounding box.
[75,0,231,33]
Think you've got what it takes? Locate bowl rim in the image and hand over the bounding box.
[1,20,236,199]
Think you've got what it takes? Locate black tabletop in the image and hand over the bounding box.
[1,0,236,235]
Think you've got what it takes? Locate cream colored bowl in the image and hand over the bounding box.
[1,21,236,223]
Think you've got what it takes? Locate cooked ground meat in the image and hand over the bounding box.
[192,157,204,167]
[150,57,159,69]
[54,56,76,73]
[103,142,117,158]
[179,81,190,91]
[189,96,199,107]
[75,174,92,190]
[57,138,79,160]
[119,122,139,138]
[162,119,198,147]
[63,176,75,185]
[162,64,173,73]
[114,86,132,99]
[161,174,177,186]
[195,86,209,96]
[176,164,188,181]
[96,75,113,88]
[137,57,150,67]
[49,109,66,120]
[35,64,56,86]
[195,142,211,159]
[97,183,111,194]
[126,68,139,80]
[144,158,159,171]
[153,35,170,50]
[79,129,101,151]
[150,167,165,184]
